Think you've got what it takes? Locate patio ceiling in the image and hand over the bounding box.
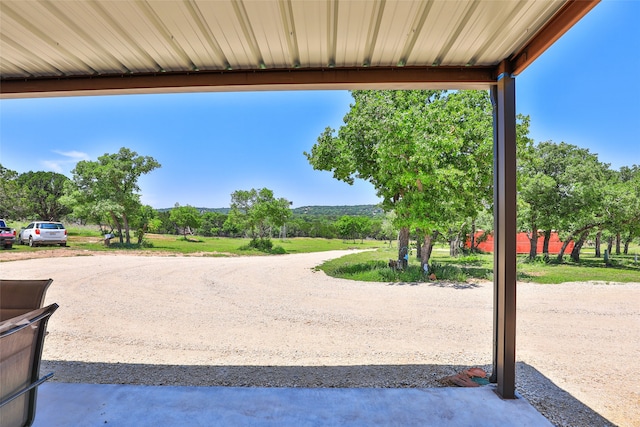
[0,0,598,98]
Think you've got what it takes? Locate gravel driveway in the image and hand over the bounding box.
[1,250,638,426]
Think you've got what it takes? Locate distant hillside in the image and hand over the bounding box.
[158,205,383,218]
[292,205,383,218]
[157,207,230,214]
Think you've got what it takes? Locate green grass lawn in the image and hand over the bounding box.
[315,244,640,284]
[517,251,640,283]
[5,226,639,284]
[7,231,382,256]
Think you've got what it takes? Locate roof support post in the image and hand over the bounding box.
[490,72,517,399]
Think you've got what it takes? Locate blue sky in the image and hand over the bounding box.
[1,0,638,209]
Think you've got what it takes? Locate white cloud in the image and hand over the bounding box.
[52,150,90,160]
[40,150,91,174]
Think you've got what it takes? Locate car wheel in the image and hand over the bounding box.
[60,243,66,247]
[4,244,11,249]
[28,236,35,247]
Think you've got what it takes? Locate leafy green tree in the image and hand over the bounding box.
[517,141,622,262]
[147,217,163,235]
[379,211,398,244]
[268,197,294,238]
[154,210,176,235]
[286,216,310,237]
[16,171,71,221]
[354,216,372,243]
[222,216,242,237]
[170,205,203,239]
[602,165,640,254]
[468,209,493,252]
[130,204,158,244]
[335,215,376,242]
[306,90,511,269]
[288,216,337,239]
[227,188,292,242]
[198,212,227,237]
[368,218,384,240]
[518,141,566,260]
[335,216,358,242]
[535,142,609,261]
[63,147,160,245]
[60,188,123,234]
[0,164,24,219]
[621,166,640,253]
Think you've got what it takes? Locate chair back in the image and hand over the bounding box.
[0,279,53,321]
[0,304,59,427]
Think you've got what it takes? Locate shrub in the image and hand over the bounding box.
[520,255,549,265]
[250,238,273,251]
[239,238,287,254]
[430,262,468,282]
[140,240,154,248]
[333,260,387,275]
[270,245,286,254]
[379,265,425,282]
[105,241,152,250]
[456,255,483,265]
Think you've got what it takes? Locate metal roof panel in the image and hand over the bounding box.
[0,0,599,97]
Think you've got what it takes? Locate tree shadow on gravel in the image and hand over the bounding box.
[41,360,615,426]
[426,282,482,290]
[385,281,422,286]
[385,281,483,289]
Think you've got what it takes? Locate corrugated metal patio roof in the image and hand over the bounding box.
[0,0,599,97]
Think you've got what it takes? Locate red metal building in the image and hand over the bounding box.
[469,231,575,254]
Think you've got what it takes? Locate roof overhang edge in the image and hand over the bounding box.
[0,66,495,99]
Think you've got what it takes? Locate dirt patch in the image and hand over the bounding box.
[1,251,638,426]
[0,247,238,262]
[1,248,97,262]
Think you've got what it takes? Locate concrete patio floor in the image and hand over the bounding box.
[33,382,552,426]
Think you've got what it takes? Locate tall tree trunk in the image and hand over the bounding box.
[416,232,422,259]
[110,212,123,244]
[528,223,538,260]
[607,236,613,255]
[451,222,465,257]
[558,224,599,262]
[427,231,437,261]
[470,219,476,253]
[557,237,573,262]
[448,228,457,257]
[420,231,439,271]
[542,230,551,261]
[123,213,131,245]
[615,232,621,255]
[449,234,460,257]
[398,227,410,269]
[623,233,631,255]
[570,230,589,262]
[137,223,146,245]
[421,233,432,272]
[594,230,602,258]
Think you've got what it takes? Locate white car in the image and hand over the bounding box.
[19,221,67,247]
